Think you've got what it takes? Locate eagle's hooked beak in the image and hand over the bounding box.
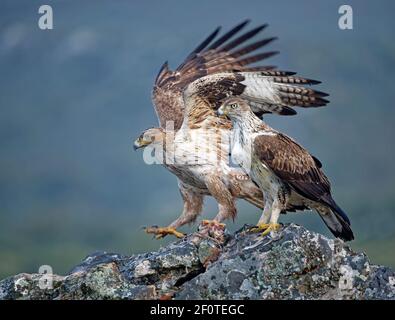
[133,138,150,151]
[217,105,227,117]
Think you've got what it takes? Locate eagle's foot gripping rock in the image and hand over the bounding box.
[247,222,281,237]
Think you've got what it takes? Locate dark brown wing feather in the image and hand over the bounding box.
[253,133,332,203]
[152,21,280,129]
[152,21,328,130]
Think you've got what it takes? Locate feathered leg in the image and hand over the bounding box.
[248,195,272,233]
[145,181,203,239]
[198,175,236,239]
[207,174,236,222]
[249,194,281,236]
[169,183,204,228]
[258,200,271,225]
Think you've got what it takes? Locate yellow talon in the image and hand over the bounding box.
[144,226,185,239]
[260,223,281,237]
[201,219,226,228]
[247,223,270,233]
[247,223,281,236]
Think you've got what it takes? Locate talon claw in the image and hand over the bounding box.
[246,223,281,236]
[144,225,185,239]
[247,223,270,233]
[260,223,281,237]
[200,220,226,228]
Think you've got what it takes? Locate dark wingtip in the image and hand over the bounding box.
[159,60,168,72]
[250,24,269,37]
[213,26,222,35]
[279,106,297,115]
[282,70,297,76]
[155,60,169,83]
[208,20,250,50]
[207,26,222,45]
[307,79,322,85]
[314,90,329,97]
[285,110,298,116]
[238,19,251,28]
[317,97,330,105]
[186,26,221,57]
[260,51,280,60]
[221,23,269,52]
[257,23,269,31]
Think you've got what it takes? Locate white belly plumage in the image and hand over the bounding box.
[231,132,284,199]
[166,128,233,189]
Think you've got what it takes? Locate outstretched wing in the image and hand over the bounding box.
[253,133,333,205]
[183,71,328,121]
[152,20,328,130]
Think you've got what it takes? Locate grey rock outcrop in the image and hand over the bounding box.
[1,224,394,300]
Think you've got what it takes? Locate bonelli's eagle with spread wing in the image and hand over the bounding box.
[134,20,329,238]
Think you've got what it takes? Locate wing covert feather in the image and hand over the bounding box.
[253,133,331,202]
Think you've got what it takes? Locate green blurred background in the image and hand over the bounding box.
[1,0,395,279]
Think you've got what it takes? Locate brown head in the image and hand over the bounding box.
[133,127,165,150]
[216,97,253,122]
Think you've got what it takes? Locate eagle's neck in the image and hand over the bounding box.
[232,112,266,147]
[230,112,265,172]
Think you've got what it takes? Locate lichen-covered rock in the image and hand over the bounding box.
[177,224,395,299]
[0,224,394,300]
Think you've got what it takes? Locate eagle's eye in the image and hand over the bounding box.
[229,103,238,109]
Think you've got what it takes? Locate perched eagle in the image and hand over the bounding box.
[134,20,329,239]
[217,97,354,241]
